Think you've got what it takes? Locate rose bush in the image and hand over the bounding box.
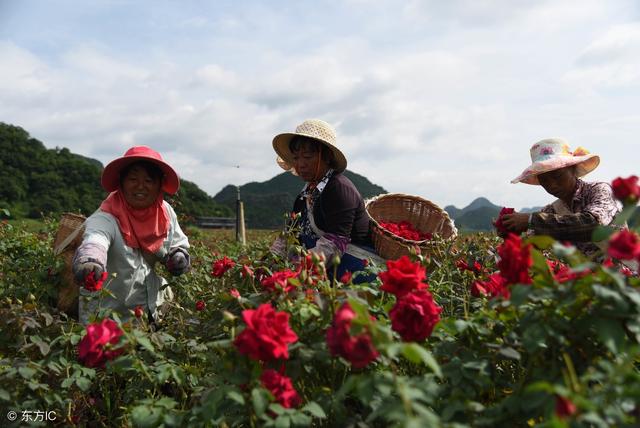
[0,201,639,427]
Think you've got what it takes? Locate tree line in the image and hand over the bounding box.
[0,122,231,220]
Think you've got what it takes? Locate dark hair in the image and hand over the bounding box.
[289,137,335,167]
[120,161,164,184]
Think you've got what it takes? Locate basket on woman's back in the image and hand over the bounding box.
[366,193,457,260]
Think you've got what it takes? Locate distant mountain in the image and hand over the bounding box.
[0,122,231,220]
[445,198,502,231]
[214,171,387,229]
[521,206,544,213]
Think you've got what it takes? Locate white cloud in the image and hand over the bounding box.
[1,0,638,213]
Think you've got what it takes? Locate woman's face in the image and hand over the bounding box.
[538,166,577,201]
[121,164,162,209]
[291,144,329,183]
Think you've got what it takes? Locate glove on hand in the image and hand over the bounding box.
[166,248,190,276]
[73,259,105,284]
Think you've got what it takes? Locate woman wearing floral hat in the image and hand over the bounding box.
[501,138,619,256]
[271,119,378,281]
[72,146,190,324]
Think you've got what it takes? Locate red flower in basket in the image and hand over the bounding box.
[234,303,298,361]
[379,255,428,298]
[326,302,379,368]
[389,290,442,342]
[493,207,515,235]
[84,271,108,292]
[260,369,302,409]
[211,256,235,278]
[379,220,432,241]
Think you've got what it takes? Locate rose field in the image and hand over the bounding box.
[1,178,640,427]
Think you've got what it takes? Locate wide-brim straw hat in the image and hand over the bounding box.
[101,146,180,195]
[272,119,347,173]
[511,138,600,185]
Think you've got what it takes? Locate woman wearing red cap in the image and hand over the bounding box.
[72,146,190,324]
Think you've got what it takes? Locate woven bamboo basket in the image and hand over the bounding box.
[366,194,457,260]
[53,212,86,317]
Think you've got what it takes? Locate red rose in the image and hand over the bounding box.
[608,230,640,261]
[339,271,352,284]
[497,234,532,285]
[471,272,510,299]
[379,255,428,298]
[260,369,302,409]
[211,256,236,278]
[547,260,590,283]
[84,271,108,292]
[555,395,577,418]
[261,269,299,293]
[134,305,144,318]
[234,303,298,361]
[611,176,640,204]
[78,318,124,368]
[241,264,254,278]
[389,290,442,342]
[493,207,515,235]
[326,302,379,368]
[230,288,241,299]
[456,259,483,274]
[195,300,206,311]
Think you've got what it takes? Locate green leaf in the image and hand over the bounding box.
[227,390,245,405]
[135,333,156,353]
[593,318,625,353]
[61,377,74,389]
[130,405,162,428]
[302,402,326,418]
[592,225,615,242]
[526,235,556,249]
[18,366,36,379]
[401,343,442,377]
[275,414,291,428]
[0,388,10,401]
[252,388,268,417]
[30,335,50,356]
[498,347,521,360]
[75,377,92,392]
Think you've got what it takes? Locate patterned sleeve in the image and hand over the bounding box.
[530,183,619,242]
[581,183,619,226]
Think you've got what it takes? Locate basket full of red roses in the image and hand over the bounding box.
[366,193,457,260]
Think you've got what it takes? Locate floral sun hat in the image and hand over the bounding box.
[511,138,600,185]
[272,119,347,174]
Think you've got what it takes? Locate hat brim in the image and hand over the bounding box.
[511,154,600,185]
[272,132,347,173]
[101,156,180,195]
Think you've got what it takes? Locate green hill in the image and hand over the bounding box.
[0,122,231,220]
[214,171,387,229]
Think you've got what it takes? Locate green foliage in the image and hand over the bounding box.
[1,216,639,426]
[0,122,231,221]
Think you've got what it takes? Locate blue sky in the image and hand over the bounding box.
[1,0,639,210]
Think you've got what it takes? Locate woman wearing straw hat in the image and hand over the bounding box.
[501,138,619,256]
[72,146,190,324]
[271,119,378,280]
